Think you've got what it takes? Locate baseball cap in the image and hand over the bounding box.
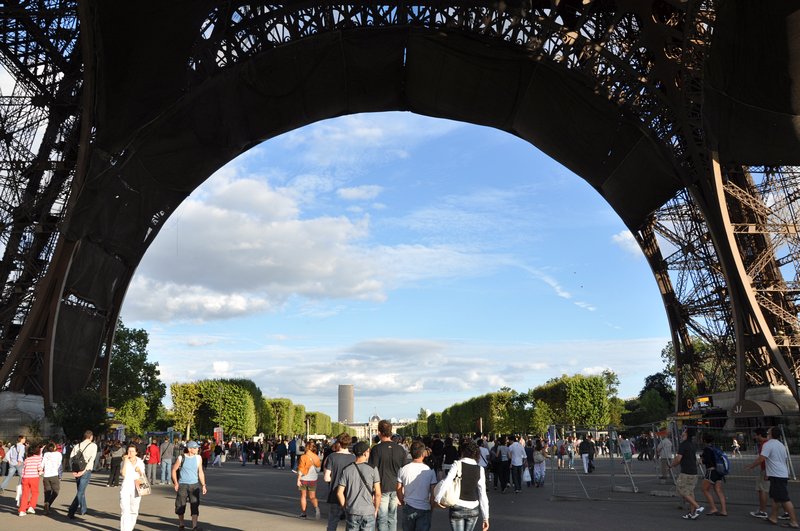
[187,441,199,449]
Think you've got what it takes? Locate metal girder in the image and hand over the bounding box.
[0,1,799,414]
[0,0,81,396]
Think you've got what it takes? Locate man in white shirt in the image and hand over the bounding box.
[747,427,798,527]
[0,434,25,491]
[397,440,437,531]
[67,430,98,520]
[507,436,527,493]
[656,433,673,479]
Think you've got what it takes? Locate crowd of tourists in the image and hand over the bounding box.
[0,430,209,530]
[1,423,798,530]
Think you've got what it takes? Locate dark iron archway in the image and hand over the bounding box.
[2,1,800,411]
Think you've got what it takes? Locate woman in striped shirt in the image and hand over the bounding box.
[19,442,43,517]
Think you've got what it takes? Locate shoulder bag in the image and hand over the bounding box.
[434,460,462,507]
[137,475,152,496]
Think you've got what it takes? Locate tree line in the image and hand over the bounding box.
[171,379,355,439]
[48,321,710,441]
[399,365,684,437]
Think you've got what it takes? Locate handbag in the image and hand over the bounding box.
[434,460,462,507]
[136,476,152,496]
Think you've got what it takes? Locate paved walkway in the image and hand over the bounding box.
[0,460,793,530]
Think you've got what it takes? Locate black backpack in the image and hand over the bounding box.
[70,443,87,472]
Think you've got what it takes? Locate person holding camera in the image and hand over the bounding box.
[120,443,146,531]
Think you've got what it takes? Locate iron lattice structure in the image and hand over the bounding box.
[0,0,83,396]
[0,0,798,412]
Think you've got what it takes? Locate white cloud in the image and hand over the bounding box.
[574,301,596,311]
[611,230,642,257]
[337,185,383,201]
[212,361,231,375]
[518,265,572,299]
[0,64,14,95]
[127,162,514,321]
[278,113,462,171]
[124,277,273,321]
[581,366,609,376]
[145,332,669,419]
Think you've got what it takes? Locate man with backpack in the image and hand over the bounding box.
[67,430,98,520]
[700,433,728,516]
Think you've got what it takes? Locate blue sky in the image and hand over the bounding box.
[119,112,672,422]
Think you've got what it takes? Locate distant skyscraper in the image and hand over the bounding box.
[338,384,354,423]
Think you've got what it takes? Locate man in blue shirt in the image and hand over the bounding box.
[172,441,208,531]
[0,434,25,491]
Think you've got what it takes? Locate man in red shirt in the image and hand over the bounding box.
[145,439,161,487]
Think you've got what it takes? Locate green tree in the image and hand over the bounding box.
[195,380,257,438]
[638,389,670,423]
[115,396,148,436]
[661,338,735,400]
[331,422,356,437]
[530,399,554,436]
[417,408,428,421]
[641,371,676,409]
[265,398,294,436]
[48,389,107,440]
[307,411,332,435]
[608,396,627,427]
[602,369,620,397]
[565,375,610,426]
[532,374,609,427]
[292,404,306,435]
[90,321,166,429]
[171,382,201,439]
[427,413,442,434]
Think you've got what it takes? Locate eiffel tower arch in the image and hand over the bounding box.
[2,1,800,415]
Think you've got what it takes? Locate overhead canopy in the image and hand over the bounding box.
[730,399,783,418]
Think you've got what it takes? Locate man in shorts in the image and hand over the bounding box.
[670,427,703,520]
[747,427,798,527]
[172,441,207,531]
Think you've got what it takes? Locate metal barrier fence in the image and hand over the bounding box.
[547,420,799,508]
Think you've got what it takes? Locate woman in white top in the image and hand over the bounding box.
[41,441,63,514]
[119,443,145,531]
[435,439,490,531]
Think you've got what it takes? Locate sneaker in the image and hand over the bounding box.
[18,511,26,517]
[694,507,704,516]
[299,513,307,519]
[750,511,769,519]
[26,507,35,514]
[681,513,696,520]
[780,513,791,520]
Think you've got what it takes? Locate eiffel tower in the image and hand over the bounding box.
[1,1,800,416]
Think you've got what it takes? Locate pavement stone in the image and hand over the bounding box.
[0,459,791,530]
